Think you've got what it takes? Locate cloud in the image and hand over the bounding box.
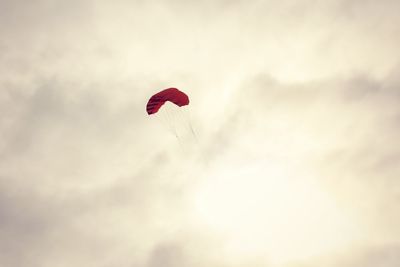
[1,0,400,266]
[198,72,400,266]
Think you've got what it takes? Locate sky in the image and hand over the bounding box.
[1,0,400,266]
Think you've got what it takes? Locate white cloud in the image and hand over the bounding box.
[0,0,399,266]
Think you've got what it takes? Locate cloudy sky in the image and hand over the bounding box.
[1,0,400,266]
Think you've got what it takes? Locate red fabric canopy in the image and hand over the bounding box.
[146,88,189,115]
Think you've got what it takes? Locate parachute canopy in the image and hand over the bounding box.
[146,88,189,115]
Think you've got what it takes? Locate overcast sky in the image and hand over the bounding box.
[1,0,400,266]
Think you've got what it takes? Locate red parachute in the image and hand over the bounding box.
[146,87,196,143]
[146,88,189,115]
